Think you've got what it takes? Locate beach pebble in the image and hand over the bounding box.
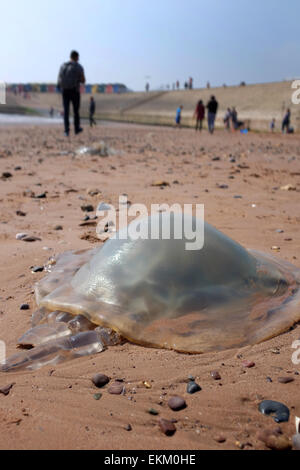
[16,233,28,240]
[258,400,290,423]
[125,424,132,432]
[0,383,15,396]
[31,266,44,273]
[148,408,159,416]
[21,236,41,242]
[277,376,294,384]
[187,381,201,394]
[35,192,47,199]
[211,371,221,380]
[92,373,110,388]
[242,360,255,368]
[258,428,291,451]
[168,396,187,411]
[93,393,102,401]
[16,211,26,217]
[20,304,30,311]
[2,172,12,178]
[214,435,226,443]
[81,205,94,213]
[158,418,176,436]
[108,382,125,395]
[54,225,63,231]
[292,434,300,450]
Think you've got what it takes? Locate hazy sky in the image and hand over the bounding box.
[1,0,299,91]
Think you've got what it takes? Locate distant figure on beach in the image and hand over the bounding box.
[89,96,96,127]
[175,105,183,127]
[282,109,291,133]
[176,80,180,90]
[206,96,218,134]
[194,100,205,131]
[207,81,210,89]
[270,118,276,133]
[58,50,86,137]
[145,82,150,92]
[189,77,193,90]
[184,82,188,90]
[224,108,231,130]
[49,107,54,118]
[231,107,244,130]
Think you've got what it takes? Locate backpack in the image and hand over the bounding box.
[59,62,81,90]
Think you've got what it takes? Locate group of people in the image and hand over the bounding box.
[176,96,219,134]
[58,50,294,137]
[223,107,244,131]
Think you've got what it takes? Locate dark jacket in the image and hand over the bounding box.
[207,98,218,114]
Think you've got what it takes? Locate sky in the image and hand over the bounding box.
[1,0,300,91]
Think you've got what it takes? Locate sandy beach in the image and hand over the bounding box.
[0,121,299,450]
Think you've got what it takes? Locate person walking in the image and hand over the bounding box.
[194,100,205,131]
[206,95,218,134]
[58,50,86,136]
[282,109,291,133]
[89,96,96,127]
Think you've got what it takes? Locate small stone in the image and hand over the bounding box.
[148,408,159,416]
[258,428,291,451]
[31,266,44,273]
[125,424,132,432]
[142,381,152,389]
[16,211,26,217]
[158,418,176,436]
[21,236,41,242]
[16,233,28,240]
[54,225,63,231]
[211,371,221,380]
[81,205,94,213]
[0,383,15,396]
[92,374,110,388]
[188,374,195,381]
[187,381,201,394]
[20,304,30,311]
[214,435,226,443]
[35,192,47,199]
[87,188,101,196]
[151,181,170,187]
[2,172,12,178]
[258,400,290,423]
[278,376,294,384]
[242,360,255,368]
[168,396,187,411]
[292,434,300,450]
[93,393,102,401]
[108,382,125,395]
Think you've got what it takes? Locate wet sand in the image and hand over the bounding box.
[0,122,299,450]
